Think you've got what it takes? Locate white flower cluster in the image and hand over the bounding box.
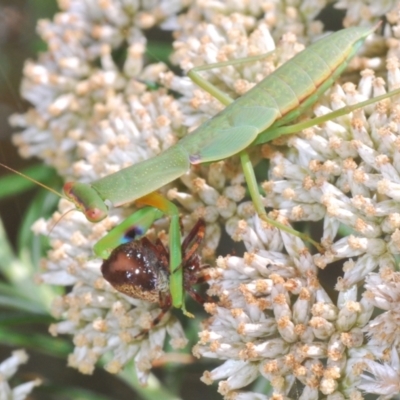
[11,0,400,398]
[11,0,189,179]
[0,350,40,400]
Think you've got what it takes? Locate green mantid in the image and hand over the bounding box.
[2,23,399,317]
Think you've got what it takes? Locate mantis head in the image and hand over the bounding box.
[63,182,109,222]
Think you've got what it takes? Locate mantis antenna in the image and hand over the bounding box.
[0,162,63,199]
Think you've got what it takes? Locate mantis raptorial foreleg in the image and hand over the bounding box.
[93,206,164,259]
[136,193,191,316]
[100,217,209,336]
[95,193,192,316]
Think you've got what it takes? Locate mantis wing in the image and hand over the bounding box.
[189,106,279,164]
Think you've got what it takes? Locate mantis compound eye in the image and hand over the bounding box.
[63,182,108,222]
[84,207,108,222]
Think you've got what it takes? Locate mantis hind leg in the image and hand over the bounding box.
[188,51,276,106]
[240,152,324,252]
[253,87,400,145]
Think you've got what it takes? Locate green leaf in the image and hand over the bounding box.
[0,327,72,357]
[116,360,181,400]
[146,41,173,64]
[0,311,53,326]
[0,216,58,312]
[38,385,116,400]
[17,186,60,264]
[0,282,49,314]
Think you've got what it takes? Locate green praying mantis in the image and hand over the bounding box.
[3,23,400,318]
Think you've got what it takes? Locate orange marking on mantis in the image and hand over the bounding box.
[136,192,176,214]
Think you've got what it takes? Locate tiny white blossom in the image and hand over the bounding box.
[359,346,400,396]
[0,350,41,400]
